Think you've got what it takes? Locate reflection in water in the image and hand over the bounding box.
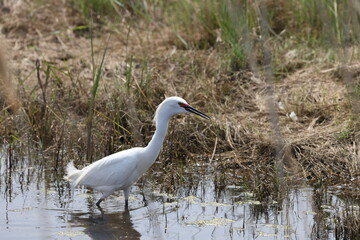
[69,210,141,240]
[131,177,317,240]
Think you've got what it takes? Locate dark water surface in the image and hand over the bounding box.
[1,149,359,239]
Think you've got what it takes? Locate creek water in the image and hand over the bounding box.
[1,148,359,240]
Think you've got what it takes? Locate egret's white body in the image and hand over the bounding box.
[65,96,210,208]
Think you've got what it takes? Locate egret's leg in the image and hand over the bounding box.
[96,192,112,208]
[124,187,131,209]
[96,198,103,208]
[140,181,147,202]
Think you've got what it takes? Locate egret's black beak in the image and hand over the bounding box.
[184,105,211,120]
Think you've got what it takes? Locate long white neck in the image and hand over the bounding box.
[143,114,170,167]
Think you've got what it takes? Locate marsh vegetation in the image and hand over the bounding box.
[1,0,360,239]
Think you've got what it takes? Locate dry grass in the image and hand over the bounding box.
[0,37,20,113]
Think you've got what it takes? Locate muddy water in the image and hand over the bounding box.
[1,149,359,240]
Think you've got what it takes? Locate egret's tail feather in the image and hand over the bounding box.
[64,161,82,187]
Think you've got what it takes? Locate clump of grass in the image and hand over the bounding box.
[162,0,360,74]
[74,0,150,21]
[215,1,253,71]
[163,0,252,70]
[76,0,117,18]
[21,60,55,148]
[288,0,360,46]
[334,209,360,239]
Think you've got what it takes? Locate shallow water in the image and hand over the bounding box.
[1,148,359,240]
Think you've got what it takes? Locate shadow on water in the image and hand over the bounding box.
[1,145,360,239]
[69,210,140,240]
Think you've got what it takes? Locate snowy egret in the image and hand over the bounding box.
[65,96,210,208]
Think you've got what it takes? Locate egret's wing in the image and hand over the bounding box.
[74,149,141,189]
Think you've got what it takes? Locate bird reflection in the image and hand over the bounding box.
[68,209,140,240]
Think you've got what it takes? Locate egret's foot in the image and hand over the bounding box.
[96,199,103,208]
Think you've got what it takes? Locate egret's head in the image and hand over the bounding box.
[153,96,210,123]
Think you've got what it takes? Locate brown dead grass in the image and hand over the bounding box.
[0,37,20,113]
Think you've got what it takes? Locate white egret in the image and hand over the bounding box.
[65,96,210,208]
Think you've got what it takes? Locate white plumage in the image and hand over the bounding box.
[65,96,210,208]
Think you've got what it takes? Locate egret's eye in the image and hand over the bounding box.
[178,102,189,108]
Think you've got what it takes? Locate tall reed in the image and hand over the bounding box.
[86,31,109,162]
